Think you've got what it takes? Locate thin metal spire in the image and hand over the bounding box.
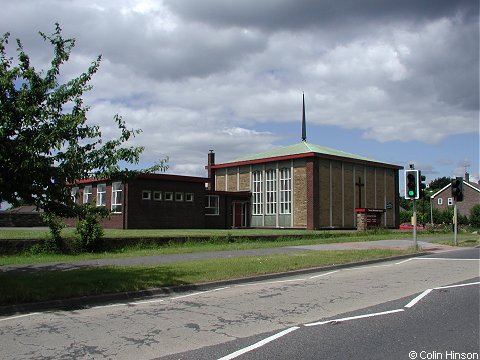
[301,92,307,142]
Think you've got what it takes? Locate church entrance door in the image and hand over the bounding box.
[233,202,249,228]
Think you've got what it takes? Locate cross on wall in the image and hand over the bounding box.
[355,176,364,208]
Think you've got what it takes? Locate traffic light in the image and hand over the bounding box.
[419,171,426,198]
[404,170,419,200]
[451,177,464,202]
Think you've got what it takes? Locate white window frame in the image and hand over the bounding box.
[175,192,184,202]
[142,190,151,200]
[265,169,277,215]
[206,195,219,216]
[447,197,453,206]
[437,198,443,205]
[252,171,263,215]
[186,193,194,202]
[111,182,122,213]
[153,191,162,201]
[96,183,106,207]
[71,187,80,204]
[164,192,173,201]
[279,168,292,214]
[83,185,93,204]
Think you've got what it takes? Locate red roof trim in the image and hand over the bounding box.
[136,174,208,183]
[69,174,208,185]
[208,152,403,170]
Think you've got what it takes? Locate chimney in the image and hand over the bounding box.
[464,172,470,183]
[301,93,307,142]
[207,150,215,191]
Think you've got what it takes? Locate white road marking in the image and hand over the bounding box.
[304,309,405,327]
[170,286,231,300]
[309,270,340,279]
[413,258,480,261]
[0,312,40,322]
[395,258,413,265]
[434,281,480,290]
[237,278,306,287]
[404,289,433,308]
[344,264,393,271]
[217,326,300,360]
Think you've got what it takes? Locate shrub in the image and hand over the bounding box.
[470,204,480,228]
[75,204,108,252]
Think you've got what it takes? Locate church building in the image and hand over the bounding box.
[207,98,402,230]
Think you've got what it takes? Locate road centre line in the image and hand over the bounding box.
[217,326,300,360]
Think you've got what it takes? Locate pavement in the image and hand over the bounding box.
[0,239,456,273]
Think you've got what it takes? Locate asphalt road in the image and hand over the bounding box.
[0,248,478,360]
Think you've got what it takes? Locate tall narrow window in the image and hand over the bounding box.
[71,187,80,204]
[279,168,292,214]
[111,182,122,213]
[83,185,92,204]
[252,171,263,215]
[96,183,106,206]
[265,169,277,214]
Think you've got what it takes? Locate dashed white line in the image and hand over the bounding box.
[304,309,405,327]
[217,326,300,360]
[404,289,433,308]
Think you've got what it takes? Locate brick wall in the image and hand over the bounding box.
[293,160,307,227]
[126,178,206,229]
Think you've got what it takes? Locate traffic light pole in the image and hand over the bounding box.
[412,199,417,249]
[453,199,458,246]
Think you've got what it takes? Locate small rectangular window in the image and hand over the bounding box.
[437,198,443,205]
[164,192,173,201]
[186,193,194,202]
[175,192,183,202]
[153,191,162,201]
[447,197,453,206]
[97,184,106,206]
[142,190,151,200]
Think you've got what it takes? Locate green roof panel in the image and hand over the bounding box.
[221,141,397,168]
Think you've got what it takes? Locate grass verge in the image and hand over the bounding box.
[0,249,416,306]
[1,231,432,266]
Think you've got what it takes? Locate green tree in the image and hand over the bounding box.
[428,177,451,191]
[0,24,166,246]
[470,204,480,228]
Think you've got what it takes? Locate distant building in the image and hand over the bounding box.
[431,173,480,217]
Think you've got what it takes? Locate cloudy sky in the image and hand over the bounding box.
[2,0,479,187]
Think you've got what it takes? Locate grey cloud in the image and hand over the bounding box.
[164,0,476,31]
